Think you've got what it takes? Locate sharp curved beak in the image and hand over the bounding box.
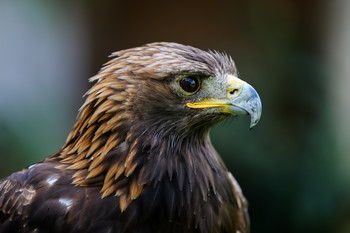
[186,75,262,129]
[229,81,262,129]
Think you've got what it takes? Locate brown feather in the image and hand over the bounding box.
[86,164,106,179]
[67,159,89,170]
[119,195,132,212]
[114,164,125,180]
[129,179,143,200]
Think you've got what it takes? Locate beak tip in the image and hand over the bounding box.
[248,105,262,129]
[249,119,259,130]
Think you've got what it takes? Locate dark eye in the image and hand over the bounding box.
[179,76,200,94]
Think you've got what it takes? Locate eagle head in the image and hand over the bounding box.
[83,42,261,139]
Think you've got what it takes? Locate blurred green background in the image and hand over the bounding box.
[1,0,350,232]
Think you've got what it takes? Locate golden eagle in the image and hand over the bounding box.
[0,42,261,233]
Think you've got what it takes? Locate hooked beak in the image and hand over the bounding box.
[186,75,262,129]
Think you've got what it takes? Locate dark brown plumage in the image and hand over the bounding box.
[0,42,261,233]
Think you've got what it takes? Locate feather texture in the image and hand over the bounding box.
[0,42,252,233]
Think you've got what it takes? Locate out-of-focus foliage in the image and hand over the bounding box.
[1,1,349,232]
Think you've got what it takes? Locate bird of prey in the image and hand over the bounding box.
[0,42,261,233]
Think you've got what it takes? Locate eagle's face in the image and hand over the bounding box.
[96,42,261,138]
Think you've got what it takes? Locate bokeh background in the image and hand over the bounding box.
[1,0,349,232]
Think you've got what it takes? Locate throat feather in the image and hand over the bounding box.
[56,87,222,212]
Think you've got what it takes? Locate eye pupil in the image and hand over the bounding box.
[179,76,200,93]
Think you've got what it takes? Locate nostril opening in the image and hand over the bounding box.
[230,89,238,95]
